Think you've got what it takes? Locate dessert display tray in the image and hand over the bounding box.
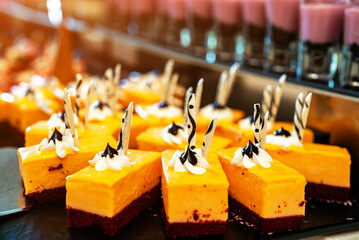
[1,147,358,240]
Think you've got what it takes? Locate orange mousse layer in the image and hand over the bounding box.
[120,87,162,106]
[66,150,161,218]
[265,143,351,188]
[218,148,306,219]
[18,136,117,196]
[136,127,231,152]
[25,121,119,147]
[161,150,229,223]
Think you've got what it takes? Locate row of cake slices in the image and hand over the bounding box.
[17,64,351,237]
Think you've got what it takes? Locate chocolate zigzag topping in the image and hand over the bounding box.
[158,100,168,109]
[242,140,259,158]
[101,143,118,158]
[187,94,196,149]
[274,127,291,137]
[168,122,183,136]
[180,147,197,165]
[48,128,63,143]
[212,100,225,109]
[94,101,110,110]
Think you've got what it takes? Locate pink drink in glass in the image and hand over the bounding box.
[212,0,244,62]
[297,0,344,84]
[265,0,299,74]
[340,0,359,89]
[243,0,266,68]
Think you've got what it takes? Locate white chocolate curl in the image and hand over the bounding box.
[64,89,79,147]
[117,102,133,155]
[269,74,286,125]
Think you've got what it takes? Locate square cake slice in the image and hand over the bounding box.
[161,150,229,238]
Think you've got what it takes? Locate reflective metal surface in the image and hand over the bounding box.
[0,148,34,216]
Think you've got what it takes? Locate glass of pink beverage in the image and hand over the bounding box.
[212,0,244,62]
[186,0,213,56]
[130,0,157,39]
[166,0,189,49]
[243,0,266,68]
[340,0,359,89]
[297,0,345,85]
[265,0,299,74]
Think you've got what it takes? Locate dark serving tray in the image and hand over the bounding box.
[1,147,358,240]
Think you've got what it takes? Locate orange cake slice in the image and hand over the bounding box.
[18,89,116,203]
[66,149,161,236]
[218,104,306,234]
[18,134,116,202]
[7,83,63,132]
[66,103,162,236]
[161,93,229,238]
[265,93,351,202]
[218,147,306,233]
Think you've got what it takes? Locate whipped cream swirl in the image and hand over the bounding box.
[22,128,79,159]
[141,104,182,118]
[162,122,187,145]
[201,104,234,120]
[168,148,210,175]
[232,140,272,168]
[266,127,303,150]
[47,112,79,130]
[88,100,114,121]
[89,143,132,171]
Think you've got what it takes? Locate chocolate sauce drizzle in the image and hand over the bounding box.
[168,122,184,136]
[212,101,225,109]
[94,101,110,110]
[101,143,118,158]
[158,101,168,109]
[25,87,34,96]
[48,128,63,143]
[242,140,259,158]
[274,127,291,137]
[180,147,197,165]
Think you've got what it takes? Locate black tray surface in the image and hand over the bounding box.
[1,147,358,240]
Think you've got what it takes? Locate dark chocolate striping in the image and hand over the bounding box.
[254,104,261,123]
[117,129,123,150]
[205,119,214,135]
[187,102,196,146]
[294,124,302,140]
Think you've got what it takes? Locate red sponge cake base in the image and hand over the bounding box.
[229,196,304,234]
[27,187,66,203]
[67,185,160,236]
[306,182,350,203]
